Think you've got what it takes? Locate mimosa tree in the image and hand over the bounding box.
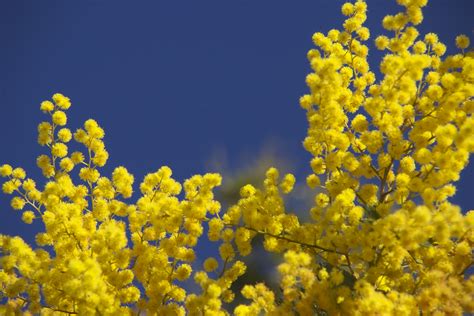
[1,0,473,315]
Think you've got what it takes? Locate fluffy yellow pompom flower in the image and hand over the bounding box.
[112,166,134,198]
[119,286,141,303]
[12,168,26,179]
[280,173,296,194]
[414,148,432,164]
[40,100,54,112]
[315,193,329,207]
[37,122,53,146]
[92,149,109,167]
[0,164,13,177]
[175,264,192,281]
[240,184,256,197]
[57,128,72,142]
[424,32,438,44]
[400,156,416,173]
[203,257,219,272]
[207,283,222,298]
[375,35,390,50]
[318,268,329,281]
[52,93,71,110]
[0,2,473,315]
[357,27,370,41]
[348,206,364,224]
[396,173,411,187]
[266,167,279,182]
[2,180,18,194]
[413,40,427,53]
[79,167,100,182]
[52,110,67,126]
[341,3,354,16]
[310,157,326,174]
[84,119,105,139]
[51,143,68,158]
[10,196,26,210]
[74,128,88,143]
[433,42,446,56]
[60,158,74,172]
[306,174,320,188]
[299,94,313,110]
[22,179,36,191]
[71,151,85,164]
[219,243,235,260]
[21,211,35,224]
[208,218,224,241]
[455,241,471,256]
[425,71,440,84]
[352,114,369,132]
[455,34,470,49]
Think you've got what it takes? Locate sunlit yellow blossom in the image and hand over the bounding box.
[310,157,326,174]
[85,119,105,139]
[112,166,134,198]
[10,197,26,210]
[357,27,370,41]
[51,143,68,158]
[79,167,100,182]
[52,93,71,109]
[0,164,13,177]
[40,100,54,112]
[175,264,192,281]
[203,257,219,272]
[219,243,235,260]
[341,3,354,16]
[280,173,296,194]
[21,211,35,224]
[315,193,329,207]
[52,110,67,126]
[22,179,35,191]
[1,2,473,315]
[12,168,26,179]
[60,158,74,172]
[57,128,72,142]
[424,32,438,44]
[240,184,256,197]
[306,174,320,188]
[455,34,470,49]
[71,151,85,164]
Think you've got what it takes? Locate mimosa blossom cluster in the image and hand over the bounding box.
[1,0,473,315]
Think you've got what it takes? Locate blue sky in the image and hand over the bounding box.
[0,0,473,243]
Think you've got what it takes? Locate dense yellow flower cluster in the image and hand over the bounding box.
[1,0,473,315]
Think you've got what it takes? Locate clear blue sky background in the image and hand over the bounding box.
[0,0,473,244]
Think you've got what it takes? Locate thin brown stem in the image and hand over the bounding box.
[243,226,344,255]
